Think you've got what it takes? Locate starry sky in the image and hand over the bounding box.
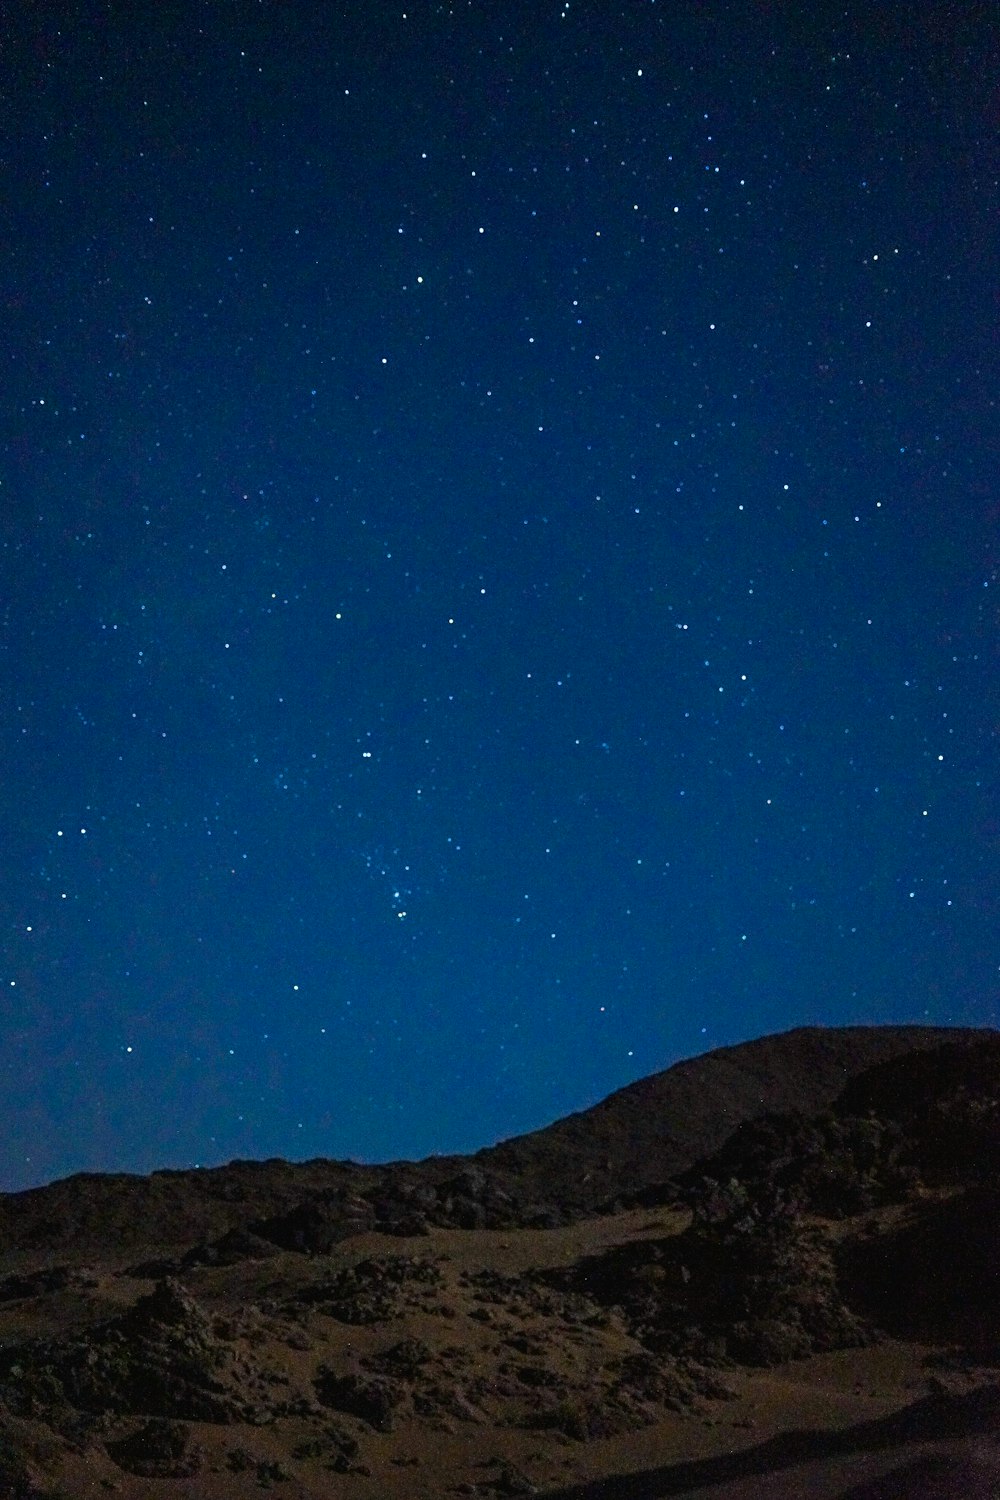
[2,1,997,1192]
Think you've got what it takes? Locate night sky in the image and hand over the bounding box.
[2,2,997,1193]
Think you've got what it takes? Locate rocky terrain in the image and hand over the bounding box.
[1,1023,999,1499]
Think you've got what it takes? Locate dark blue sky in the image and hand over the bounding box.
[2,1,997,1191]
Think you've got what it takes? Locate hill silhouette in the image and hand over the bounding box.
[1,1023,981,1263]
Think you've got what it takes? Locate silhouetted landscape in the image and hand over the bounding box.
[3,1023,1000,1498]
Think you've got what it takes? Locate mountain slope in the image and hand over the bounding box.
[475,1023,990,1208]
[0,1023,989,1265]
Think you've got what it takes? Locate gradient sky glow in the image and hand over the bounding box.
[2,0,997,1191]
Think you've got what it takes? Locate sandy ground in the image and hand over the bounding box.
[4,1206,997,1499]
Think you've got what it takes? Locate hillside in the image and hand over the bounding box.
[1,1024,983,1265]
